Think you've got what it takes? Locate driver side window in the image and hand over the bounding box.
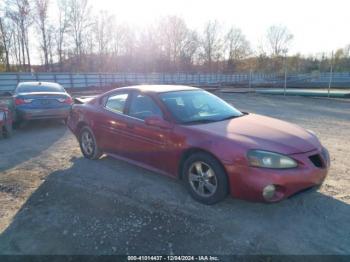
[128,94,163,120]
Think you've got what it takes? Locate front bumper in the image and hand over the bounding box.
[16,107,71,121]
[225,148,330,202]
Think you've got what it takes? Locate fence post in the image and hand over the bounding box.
[249,70,252,92]
[111,73,115,87]
[284,70,287,96]
[328,51,334,98]
[70,73,74,89]
[84,74,88,88]
[284,54,287,96]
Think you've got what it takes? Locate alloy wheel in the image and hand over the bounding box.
[188,161,218,197]
[81,130,94,155]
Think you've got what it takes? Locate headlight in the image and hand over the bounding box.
[247,150,298,169]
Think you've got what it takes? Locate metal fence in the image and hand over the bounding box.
[1,72,350,92]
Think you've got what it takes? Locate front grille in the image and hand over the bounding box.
[309,154,324,168]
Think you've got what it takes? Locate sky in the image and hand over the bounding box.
[95,0,350,56]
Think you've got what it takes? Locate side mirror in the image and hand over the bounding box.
[145,116,172,129]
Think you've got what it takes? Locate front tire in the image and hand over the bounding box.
[183,152,228,205]
[79,126,102,160]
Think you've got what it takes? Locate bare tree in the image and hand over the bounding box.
[266,25,293,57]
[136,24,160,72]
[67,0,91,61]
[120,25,136,58]
[179,30,199,70]
[33,0,50,71]
[47,25,55,68]
[5,0,350,74]
[158,16,189,70]
[54,0,69,71]
[8,23,22,67]
[225,27,251,63]
[0,17,11,71]
[5,0,33,71]
[93,11,114,55]
[110,21,127,71]
[201,20,222,71]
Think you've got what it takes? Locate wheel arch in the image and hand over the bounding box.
[178,147,228,179]
[76,121,89,135]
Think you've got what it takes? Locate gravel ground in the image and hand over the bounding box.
[0,93,349,255]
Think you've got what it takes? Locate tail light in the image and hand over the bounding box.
[58,97,73,104]
[64,97,73,104]
[15,98,25,105]
[15,98,33,105]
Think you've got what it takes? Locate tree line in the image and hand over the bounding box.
[0,0,349,74]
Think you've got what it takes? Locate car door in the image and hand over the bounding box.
[93,91,131,154]
[120,91,173,172]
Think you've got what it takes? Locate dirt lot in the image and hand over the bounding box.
[0,93,349,255]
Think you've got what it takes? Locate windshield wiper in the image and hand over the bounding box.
[183,119,217,125]
[218,114,245,121]
[183,113,246,125]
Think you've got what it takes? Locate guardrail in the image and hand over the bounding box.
[1,72,350,92]
[0,73,250,92]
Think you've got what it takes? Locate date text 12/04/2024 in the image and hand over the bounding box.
[127,256,219,261]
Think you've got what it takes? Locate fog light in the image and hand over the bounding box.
[263,185,276,200]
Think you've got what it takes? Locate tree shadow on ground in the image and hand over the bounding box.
[0,120,66,172]
[0,156,349,255]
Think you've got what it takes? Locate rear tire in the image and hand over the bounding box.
[3,122,13,138]
[183,152,228,205]
[79,126,102,160]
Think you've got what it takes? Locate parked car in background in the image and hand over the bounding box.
[68,85,330,204]
[14,82,73,125]
[0,105,13,138]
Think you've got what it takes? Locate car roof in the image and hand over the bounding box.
[115,85,199,94]
[17,81,62,88]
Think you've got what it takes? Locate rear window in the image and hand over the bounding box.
[16,84,65,93]
[105,93,129,113]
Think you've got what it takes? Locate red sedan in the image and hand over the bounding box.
[67,85,330,204]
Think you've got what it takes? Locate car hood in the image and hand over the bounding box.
[189,113,321,155]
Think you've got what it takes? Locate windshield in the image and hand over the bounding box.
[16,84,65,94]
[159,90,243,124]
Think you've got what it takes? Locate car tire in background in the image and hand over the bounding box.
[183,152,229,205]
[3,122,13,138]
[79,126,103,160]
